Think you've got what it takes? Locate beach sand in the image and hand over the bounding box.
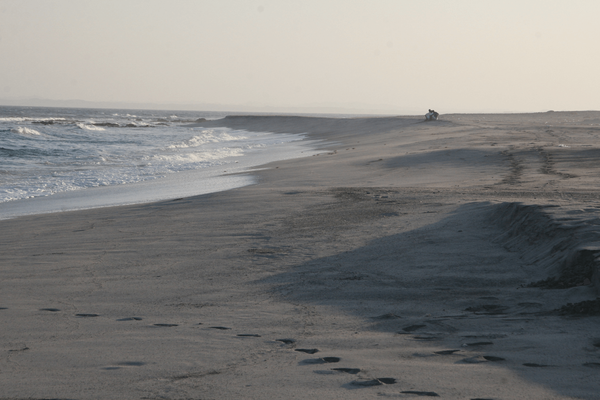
[1,112,600,399]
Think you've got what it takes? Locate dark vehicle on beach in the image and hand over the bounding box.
[425,109,439,121]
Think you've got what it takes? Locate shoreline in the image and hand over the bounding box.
[1,112,600,399]
[0,131,321,220]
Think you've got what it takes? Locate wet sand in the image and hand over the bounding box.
[1,112,600,399]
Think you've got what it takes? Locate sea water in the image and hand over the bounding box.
[0,106,320,219]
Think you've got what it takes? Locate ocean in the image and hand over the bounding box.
[0,106,320,219]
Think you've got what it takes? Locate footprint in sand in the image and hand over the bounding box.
[117,317,142,321]
[332,368,361,374]
[402,324,427,332]
[40,308,60,312]
[435,350,460,355]
[313,370,336,375]
[75,313,99,317]
[412,335,442,341]
[483,356,505,362]
[8,347,29,352]
[0,307,7,310]
[321,357,340,363]
[295,348,319,354]
[103,361,146,370]
[461,334,506,339]
[300,357,341,365]
[351,377,396,386]
[523,363,552,367]
[117,361,146,366]
[400,390,439,396]
[583,362,600,368]
[153,323,178,327]
[209,326,231,330]
[462,341,494,347]
[461,356,489,364]
[276,338,296,344]
[237,334,261,337]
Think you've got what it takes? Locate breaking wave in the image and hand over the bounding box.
[11,126,41,136]
[76,123,106,131]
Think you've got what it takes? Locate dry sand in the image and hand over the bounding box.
[1,112,600,399]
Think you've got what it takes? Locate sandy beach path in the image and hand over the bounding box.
[1,112,600,399]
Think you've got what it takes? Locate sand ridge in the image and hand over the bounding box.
[1,111,600,399]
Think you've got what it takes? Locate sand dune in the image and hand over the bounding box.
[1,111,600,399]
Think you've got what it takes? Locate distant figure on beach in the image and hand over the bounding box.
[425,109,439,121]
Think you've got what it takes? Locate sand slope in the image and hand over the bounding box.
[1,112,600,399]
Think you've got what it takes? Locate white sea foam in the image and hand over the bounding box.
[0,124,290,204]
[167,130,246,149]
[151,148,244,164]
[11,126,41,135]
[77,123,105,131]
[0,117,65,122]
[0,106,320,218]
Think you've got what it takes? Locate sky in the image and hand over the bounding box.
[1,0,599,114]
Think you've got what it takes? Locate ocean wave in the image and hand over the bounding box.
[90,122,120,127]
[168,130,247,149]
[76,123,106,131]
[0,117,66,123]
[0,105,309,206]
[11,126,41,136]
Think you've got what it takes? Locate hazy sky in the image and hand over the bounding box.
[1,0,599,114]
